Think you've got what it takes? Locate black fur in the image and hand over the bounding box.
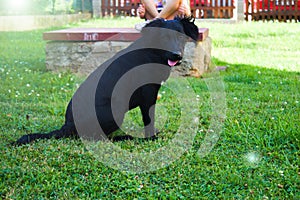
[13,17,199,145]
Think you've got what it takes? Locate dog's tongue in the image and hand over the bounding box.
[168,60,178,67]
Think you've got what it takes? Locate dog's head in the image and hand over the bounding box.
[141,17,199,67]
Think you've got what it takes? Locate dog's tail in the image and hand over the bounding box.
[12,123,77,146]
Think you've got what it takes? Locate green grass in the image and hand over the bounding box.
[203,21,300,72]
[0,19,299,199]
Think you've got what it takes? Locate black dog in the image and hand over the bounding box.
[14,17,199,145]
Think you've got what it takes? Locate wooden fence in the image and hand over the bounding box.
[191,0,235,18]
[245,0,300,22]
[101,0,235,19]
[101,0,139,17]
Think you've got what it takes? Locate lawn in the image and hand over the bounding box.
[0,18,299,199]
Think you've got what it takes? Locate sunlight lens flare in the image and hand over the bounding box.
[244,151,262,168]
[8,0,29,12]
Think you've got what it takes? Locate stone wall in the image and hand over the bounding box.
[45,38,212,77]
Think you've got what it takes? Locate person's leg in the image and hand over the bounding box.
[139,0,159,20]
[156,0,181,19]
[135,0,191,31]
[157,0,191,20]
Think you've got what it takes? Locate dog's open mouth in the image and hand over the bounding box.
[167,52,183,67]
[168,59,182,67]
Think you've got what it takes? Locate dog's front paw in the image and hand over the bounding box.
[154,128,160,136]
[143,128,160,141]
[146,135,159,141]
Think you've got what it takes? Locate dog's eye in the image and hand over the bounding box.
[178,35,186,41]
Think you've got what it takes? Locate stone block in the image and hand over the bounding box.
[76,43,92,53]
[45,37,212,77]
[110,42,131,52]
[93,41,111,53]
[78,52,114,75]
[171,37,212,77]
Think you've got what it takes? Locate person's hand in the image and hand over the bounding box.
[178,0,191,17]
[138,4,146,19]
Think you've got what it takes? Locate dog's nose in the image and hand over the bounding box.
[171,51,182,60]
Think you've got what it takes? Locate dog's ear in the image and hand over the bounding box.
[179,17,199,42]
